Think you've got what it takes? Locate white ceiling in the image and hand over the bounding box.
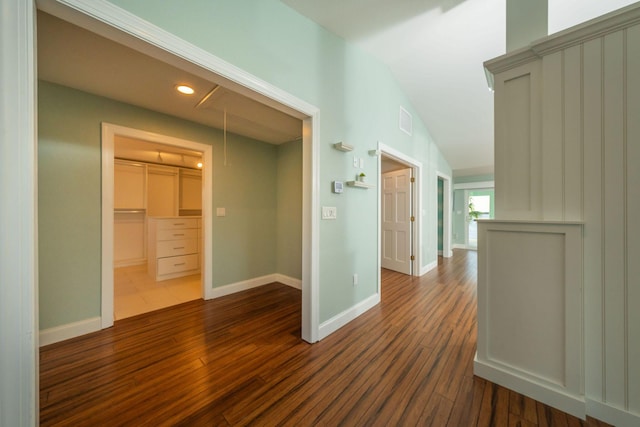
[37,11,302,146]
[283,0,638,176]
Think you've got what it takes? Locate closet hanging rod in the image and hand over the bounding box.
[114,209,146,214]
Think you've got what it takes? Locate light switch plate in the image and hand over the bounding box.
[216,207,226,217]
[322,206,337,220]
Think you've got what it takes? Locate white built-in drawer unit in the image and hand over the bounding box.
[148,217,201,281]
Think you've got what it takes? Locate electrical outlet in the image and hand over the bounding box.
[353,274,358,285]
[353,156,359,168]
[322,206,337,220]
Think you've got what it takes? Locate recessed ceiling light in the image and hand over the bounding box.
[176,85,195,95]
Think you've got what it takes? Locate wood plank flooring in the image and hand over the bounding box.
[40,250,611,426]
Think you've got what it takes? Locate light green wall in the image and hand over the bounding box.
[276,140,302,279]
[73,0,451,324]
[38,81,301,329]
[38,84,102,327]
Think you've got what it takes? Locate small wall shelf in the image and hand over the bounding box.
[333,142,354,152]
[346,181,374,189]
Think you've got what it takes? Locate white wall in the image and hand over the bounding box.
[484,5,640,426]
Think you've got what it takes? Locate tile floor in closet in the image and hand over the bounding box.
[114,264,201,320]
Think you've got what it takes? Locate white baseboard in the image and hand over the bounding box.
[273,273,302,290]
[420,260,438,276]
[114,259,146,268]
[587,399,640,427]
[208,274,278,299]
[474,355,585,420]
[208,273,302,299]
[318,293,380,340]
[40,273,301,345]
[39,317,101,347]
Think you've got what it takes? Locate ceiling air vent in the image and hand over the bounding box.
[399,106,412,136]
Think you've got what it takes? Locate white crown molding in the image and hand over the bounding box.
[453,181,495,190]
[484,2,640,79]
[532,3,640,57]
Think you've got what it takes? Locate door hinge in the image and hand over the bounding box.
[410,215,415,222]
[410,177,415,183]
[410,255,415,261]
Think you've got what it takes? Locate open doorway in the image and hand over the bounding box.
[112,135,205,320]
[466,188,494,248]
[102,123,213,329]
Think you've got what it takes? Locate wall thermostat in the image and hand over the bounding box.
[332,181,344,194]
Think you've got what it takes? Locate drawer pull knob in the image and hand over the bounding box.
[173,247,184,250]
[174,262,186,266]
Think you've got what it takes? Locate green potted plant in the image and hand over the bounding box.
[468,202,481,221]
[357,172,366,182]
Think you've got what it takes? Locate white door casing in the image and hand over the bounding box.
[101,123,213,328]
[436,172,453,258]
[381,168,413,275]
[1,0,38,425]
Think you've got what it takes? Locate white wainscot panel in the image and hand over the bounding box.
[475,220,584,419]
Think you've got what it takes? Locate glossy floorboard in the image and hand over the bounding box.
[40,250,610,426]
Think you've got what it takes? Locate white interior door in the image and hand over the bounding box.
[381,168,412,274]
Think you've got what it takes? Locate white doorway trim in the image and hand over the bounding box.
[453,181,495,190]
[436,172,453,258]
[377,143,423,294]
[453,182,495,250]
[101,123,214,328]
[1,1,38,425]
[37,0,320,343]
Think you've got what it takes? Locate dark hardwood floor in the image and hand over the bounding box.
[40,250,610,426]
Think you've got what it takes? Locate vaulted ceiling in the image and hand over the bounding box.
[38,1,637,176]
[283,0,638,176]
